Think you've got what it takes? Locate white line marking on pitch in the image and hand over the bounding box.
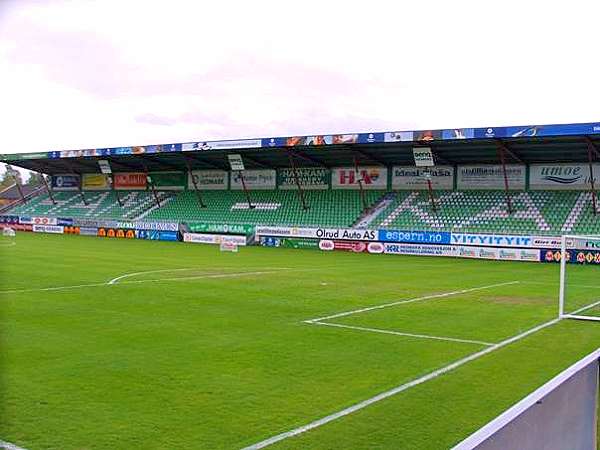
[107,267,294,285]
[305,281,520,323]
[0,269,300,295]
[311,321,495,346]
[241,317,560,450]
[0,440,29,450]
[108,267,201,285]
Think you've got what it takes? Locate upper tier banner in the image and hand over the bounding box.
[277,168,329,190]
[114,173,147,190]
[230,170,277,190]
[332,167,388,189]
[149,172,186,190]
[457,165,526,190]
[82,173,110,190]
[188,170,229,190]
[51,174,80,191]
[529,163,600,190]
[391,166,454,190]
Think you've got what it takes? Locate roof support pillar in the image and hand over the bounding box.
[184,158,206,208]
[238,170,254,209]
[41,173,56,205]
[424,169,437,214]
[73,171,87,206]
[142,164,160,209]
[288,152,309,211]
[587,140,597,216]
[496,142,513,215]
[353,156,367,211]
[110,173,123,207]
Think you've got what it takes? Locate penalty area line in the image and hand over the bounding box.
[305,281,520,323]
[0,268,309,295]
[241,316,560,450]
[310,321,495,346]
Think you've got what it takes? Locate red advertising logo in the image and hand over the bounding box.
[367,242,384,254]
[114,172,147,189]
[319,240,334,251]
[337,169,382,186]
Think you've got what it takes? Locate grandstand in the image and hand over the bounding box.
[2,121,599,236]
[4,188,599,235]
[2,121,600,450]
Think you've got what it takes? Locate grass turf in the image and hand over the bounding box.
[0,232,599,449]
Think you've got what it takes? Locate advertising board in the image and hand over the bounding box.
[391,166,454,190]
[188,223,253,235]
[114,172,147,190]
[128,221,178,232]
[254,226,317,238]
[0,215,19,224]
[318,240,368,253]
[51,174,80,191]
[382,243,539,262]
[383,243,458,257]
[540,248,600,265]
[135,230,179,241]
[378,229,451,245]
[331,167,388,189]
[73,218,102,227]
[451,233,533,248]
[33,224,64,234]
[183,233,247,246]
[259,236,319,249]
[530,163,599,190]
[10,224,33,232]
[82,173,110,190]
[188,170,228,190]
[32,217,57,226]
[182,139,262,151]
[79,227,99,236]
[63,226,80,235]
[230,170,276,190]
[97,227,136,238]
[457,165,526,190]
[277,168,329,190]
[149,172,186,190]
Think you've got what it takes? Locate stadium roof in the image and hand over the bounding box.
[2,121,599,175]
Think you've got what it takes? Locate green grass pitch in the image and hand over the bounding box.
[0,232,599,449]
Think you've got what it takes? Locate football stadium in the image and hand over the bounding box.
[1,122,599,449]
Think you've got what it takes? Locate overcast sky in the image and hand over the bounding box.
[0,0,599,162]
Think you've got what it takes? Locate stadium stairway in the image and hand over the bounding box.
[374,190,597,235]
[353,192,397,229]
